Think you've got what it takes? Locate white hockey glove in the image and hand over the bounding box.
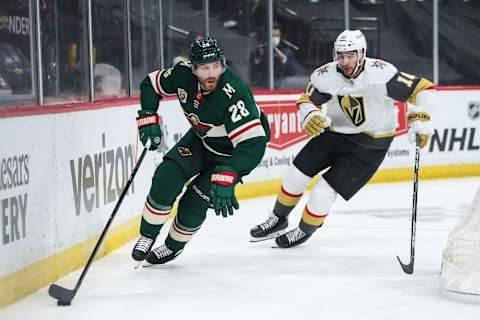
[302,108,332,137]
[407,111,433,149]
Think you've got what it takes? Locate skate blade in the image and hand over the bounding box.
[142,261,155,268]
[134,261,145,269]
[250,230,285,243]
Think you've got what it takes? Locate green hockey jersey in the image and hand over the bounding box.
[139,61,269,175]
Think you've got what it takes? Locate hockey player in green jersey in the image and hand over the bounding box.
[132,37,270,265]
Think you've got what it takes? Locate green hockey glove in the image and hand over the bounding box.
[210,165,240,217]
[136,110,162,150]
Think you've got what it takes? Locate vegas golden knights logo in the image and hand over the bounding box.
[337,95,366,126]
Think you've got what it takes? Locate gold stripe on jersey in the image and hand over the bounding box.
[364,131,395,138]
[301,206,328,227]
[407,78,434,105]
[277,185,303,207]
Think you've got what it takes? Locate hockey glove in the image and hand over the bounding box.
[210,165,240,217]
[302,108,332,137]
[136,110,162,151]
[407,111,433,149]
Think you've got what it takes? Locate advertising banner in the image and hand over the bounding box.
[1,88,479,279]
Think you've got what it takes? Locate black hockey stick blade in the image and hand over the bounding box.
[396,255,414,274]
[47,146,149,306]
[48,284,75,306]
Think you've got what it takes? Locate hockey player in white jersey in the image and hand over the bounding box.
[250,30,435,248]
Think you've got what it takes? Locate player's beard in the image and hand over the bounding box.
[340,64,354,77]
[200,76,219,91]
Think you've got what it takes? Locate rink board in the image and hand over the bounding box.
[0,88,479,307]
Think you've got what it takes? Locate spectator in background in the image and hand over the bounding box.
[249,23,302,88]
[0,8,32,94]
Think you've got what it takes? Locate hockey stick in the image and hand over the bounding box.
[48,146,149,306]
[396,135,421,274]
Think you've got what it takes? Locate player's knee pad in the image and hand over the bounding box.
[149,159,186,206]
[302,179,337,227]
[277,165,313,207]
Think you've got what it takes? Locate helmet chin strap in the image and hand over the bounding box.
[350,50,365,78]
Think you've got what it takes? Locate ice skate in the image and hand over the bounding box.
[131,235,156,261]
[275,227,312,248]
[250,212,288,242]
[144,244,183,265]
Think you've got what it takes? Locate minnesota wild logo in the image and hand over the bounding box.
[337,95,366,126]
[177,88,188,103]
[185,112,213,136]
[178,146,192,156]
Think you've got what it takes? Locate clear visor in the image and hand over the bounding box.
[194,60,224,77]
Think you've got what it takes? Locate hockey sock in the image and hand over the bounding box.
[300,206,327,235]
[299,178,338,235]
[165,217,201,251]
[164,176,210,251]
[140,194,172,238]
[274,165,312,217]
[140,159,188,238]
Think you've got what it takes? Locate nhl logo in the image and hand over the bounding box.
[178,146,192,157]
[468,101,480,120]
[177,88,188,104]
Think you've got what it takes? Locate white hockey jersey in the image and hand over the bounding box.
[310,58,402,137]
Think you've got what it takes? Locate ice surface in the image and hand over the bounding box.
[1,177,479,320]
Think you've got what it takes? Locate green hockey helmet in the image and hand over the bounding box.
[188,37,226,68]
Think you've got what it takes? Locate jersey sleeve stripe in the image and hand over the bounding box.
[147,70,161,95]
[148,70,175,97]
[228,121,265,146]
[407,78,435,105]
[228,119,262,139]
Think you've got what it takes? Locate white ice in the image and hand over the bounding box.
[1,177,480,320]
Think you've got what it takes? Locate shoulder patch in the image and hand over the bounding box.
[370,59,387,69]
[365,58,398,84]
[163,67,173,78]
[222,83,236,99]
[179,60,192,68]
[315,64,330,76]
[177,88,188,103]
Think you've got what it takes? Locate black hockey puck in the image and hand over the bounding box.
[57,300,71,306]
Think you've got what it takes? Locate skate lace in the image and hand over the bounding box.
[135,236,154,253]
[153,245,173,259]
[260,216,280,231]
[286,228,306,244]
